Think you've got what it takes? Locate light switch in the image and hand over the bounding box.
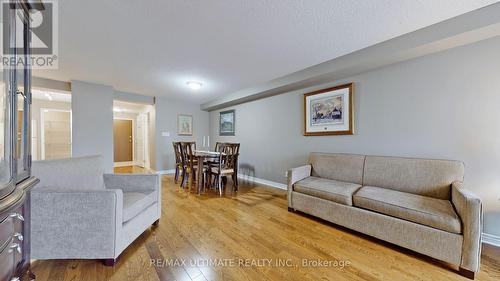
[161,131,170,137]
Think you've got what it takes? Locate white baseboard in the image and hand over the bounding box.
[156,169,176,175]
[483,232,500,247]
[237,174,287,190]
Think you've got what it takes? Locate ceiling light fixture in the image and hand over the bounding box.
[186,81,202,90]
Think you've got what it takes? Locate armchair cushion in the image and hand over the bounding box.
[294,177,361,206]
[353,186,461,234]
[123,191,157,223]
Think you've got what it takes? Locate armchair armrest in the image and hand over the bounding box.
[451,181,483,272]
[103,173,160,193]
[287,165,312,207]
[30,188,123,259]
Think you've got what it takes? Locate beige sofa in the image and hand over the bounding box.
[287,153,482,279]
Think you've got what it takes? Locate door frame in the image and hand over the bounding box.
[40,108,72,160]
[135,113,150,169]
[113,117,135,166]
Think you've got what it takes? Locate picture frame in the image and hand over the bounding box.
[219,109,235,136]
[304,83,353,136]
[177,114,193,136]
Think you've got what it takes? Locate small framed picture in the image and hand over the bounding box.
[219,110,235,136]
[304,83,353,136]
[177,114,193,136]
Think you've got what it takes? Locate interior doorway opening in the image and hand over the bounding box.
[113,100,152,169]
[31,89,72,161]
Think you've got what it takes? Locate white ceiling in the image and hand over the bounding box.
[33,0,499,104]
[32,89,71,102]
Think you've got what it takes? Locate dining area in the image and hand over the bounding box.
[172,141,241,195]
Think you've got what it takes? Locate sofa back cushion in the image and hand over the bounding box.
[309,153,365,184]
[32,155,105,191]
[362,156,464,200]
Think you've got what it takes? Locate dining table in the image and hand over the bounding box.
[192,150,223,194]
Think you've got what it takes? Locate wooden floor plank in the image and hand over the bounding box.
[30,166,500,281]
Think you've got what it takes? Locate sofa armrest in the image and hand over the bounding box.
[287,165,312,207]
[103,173,160,193]
[30,189,123,259]
[451,181,483,272]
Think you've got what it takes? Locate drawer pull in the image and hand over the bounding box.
[9,213,24,221]
[8,243,21,254]
[14,232,23,241]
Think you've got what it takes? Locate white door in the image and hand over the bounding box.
[135,114,145,167]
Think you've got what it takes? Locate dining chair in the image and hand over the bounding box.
[172,142,183,184]
[224,143,240,189]
[214,142,223,152]
[180,142,201,190]
[208,143,239,195]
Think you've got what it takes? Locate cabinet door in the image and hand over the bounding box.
[14,5,31,182]
[0,4,16,198]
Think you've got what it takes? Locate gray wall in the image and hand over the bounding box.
[153,97,210,171]
[71,80,114,172]
[114,90,155,104]
[70,80,209,173]
[209,36,500,236]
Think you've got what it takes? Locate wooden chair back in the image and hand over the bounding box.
[173,142,183,165]
[216,143,240,171]
[214,142,224,153]
[180,142,196,167]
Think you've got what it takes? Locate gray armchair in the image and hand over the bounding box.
[30,156,161,265]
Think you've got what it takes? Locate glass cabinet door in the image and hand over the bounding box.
[0,4,16,198]
[15,4,31,182]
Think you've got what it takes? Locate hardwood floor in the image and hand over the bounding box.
[114,165,152,174]
[31,168,500,281]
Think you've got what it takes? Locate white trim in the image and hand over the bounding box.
[114,161,135,167]
[482,233,500,247]
[237,174,287,190]
[156,169,176,175]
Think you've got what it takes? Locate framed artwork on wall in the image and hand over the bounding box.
[177,114,193,136]
[304,83,354,136]
[219,110,235,136]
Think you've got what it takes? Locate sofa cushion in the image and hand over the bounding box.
[353,186,461,234]
[309,153,365,184]
[294,176,362,206]
[32,155,105,191]
[123,191,157,223]
[362,156,464,200]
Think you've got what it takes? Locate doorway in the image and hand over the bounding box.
[113,100,151,169]
[32,89,72,160]
[41,109,72,160]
